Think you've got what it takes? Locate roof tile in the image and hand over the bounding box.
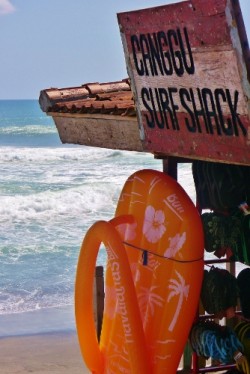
[39,78,136,117]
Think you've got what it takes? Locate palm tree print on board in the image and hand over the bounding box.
[167,270,190,332]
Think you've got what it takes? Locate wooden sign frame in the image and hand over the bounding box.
[118,0,250,165]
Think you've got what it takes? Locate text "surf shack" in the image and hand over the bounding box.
[130,27,247,138]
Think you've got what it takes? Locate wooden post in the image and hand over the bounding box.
[162,157,178,180]
[95,266,104,341]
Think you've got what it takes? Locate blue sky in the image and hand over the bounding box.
[0,0,249,99]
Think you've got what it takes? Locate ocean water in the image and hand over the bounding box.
[0,100,197,337]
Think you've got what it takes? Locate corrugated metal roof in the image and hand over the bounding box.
[39,78,136,117]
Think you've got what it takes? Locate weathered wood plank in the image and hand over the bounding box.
[51,113,143,151]
[118,0,250,165]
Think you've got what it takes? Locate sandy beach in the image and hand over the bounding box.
[0,306,90,372]
[1,331,89,374]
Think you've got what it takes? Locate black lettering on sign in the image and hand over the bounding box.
[147,33,165,76]
[131,27,195,77]
[179,88,196,132]
[131,35,144,75]
[189,88,211,134]
[201,88,222,136]
[158,88,170,129]
[141,87,155,128]
[167,29,184,76]
[214,89,234,136]
[177,28,194,75]
[141,87,180,130]
[141,86,247,137]
[168,87,180,130]
[157,31,173,75]
[226,90,247,137]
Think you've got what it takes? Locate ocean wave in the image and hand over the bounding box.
[0,124,57,135]
[0,127,196,319]
[0,184,117,223]
[0,289,74,315]
[0,242,106,316]
[0,146,128,163]
[106,150,124,158]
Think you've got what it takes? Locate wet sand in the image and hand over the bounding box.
[0,331,89,373]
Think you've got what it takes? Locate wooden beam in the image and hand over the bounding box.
[50,113,144,152]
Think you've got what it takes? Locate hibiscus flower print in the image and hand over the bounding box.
[143,205,166,243]
[116,221,137,241]
[164,232,186,258]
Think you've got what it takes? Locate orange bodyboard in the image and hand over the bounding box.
[75,169,204,373]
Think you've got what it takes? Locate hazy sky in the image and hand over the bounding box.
[0,0,249,99]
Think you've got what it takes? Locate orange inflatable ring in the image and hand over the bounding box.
[75,217,151,373]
